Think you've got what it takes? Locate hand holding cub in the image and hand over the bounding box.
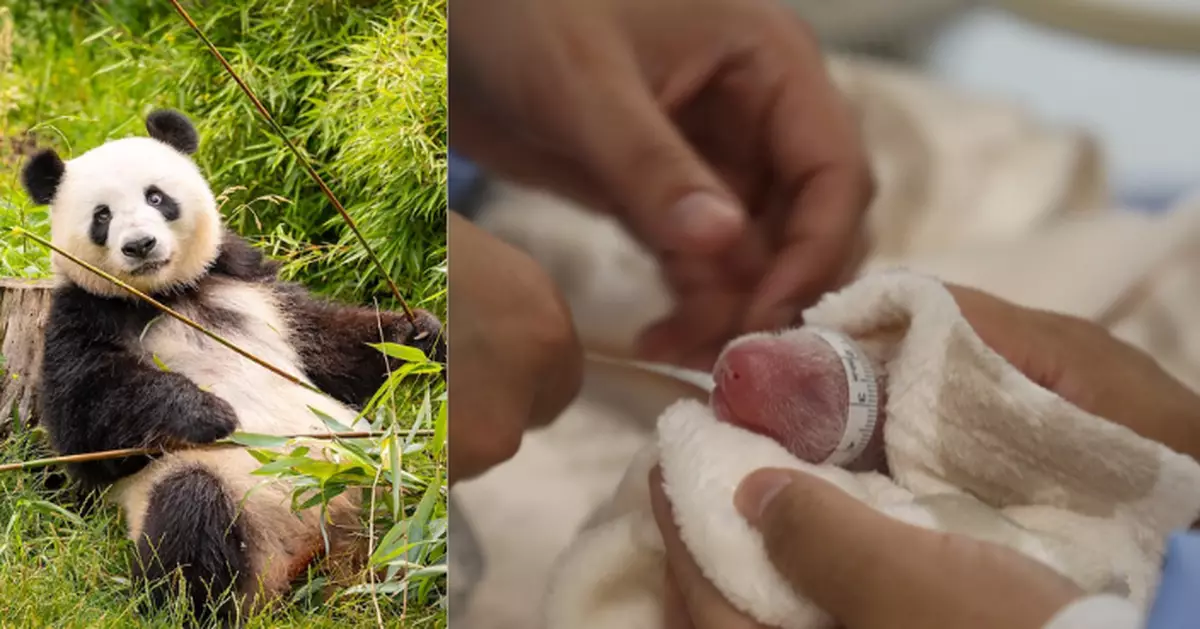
[655,285,1200,628]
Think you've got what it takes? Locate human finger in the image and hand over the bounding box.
[740,24,873,330]
[736,467,1083,629]
[550,45,748,256]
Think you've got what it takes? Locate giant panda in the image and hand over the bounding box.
[19,109,446,623]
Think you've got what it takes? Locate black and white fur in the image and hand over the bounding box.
[22,109,444,623]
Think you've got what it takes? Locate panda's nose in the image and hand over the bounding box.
[121,236,157,259]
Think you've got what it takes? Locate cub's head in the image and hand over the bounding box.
[21,109,222,298]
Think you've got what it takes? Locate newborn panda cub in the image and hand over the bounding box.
[20,109,445,622]
[710,328,888,472]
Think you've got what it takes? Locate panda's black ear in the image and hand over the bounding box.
[146,109,199,155]
[21,149,66,206]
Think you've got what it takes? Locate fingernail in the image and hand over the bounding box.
[669,192,743,250]
[735,468,795,526]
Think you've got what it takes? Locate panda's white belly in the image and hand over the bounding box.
[140,280,364,435]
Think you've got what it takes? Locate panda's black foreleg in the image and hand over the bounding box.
[133,464,251,627]
[277,284,445,407]
[41,326,239,487]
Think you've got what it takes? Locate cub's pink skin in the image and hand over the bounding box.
[710,329,888,472]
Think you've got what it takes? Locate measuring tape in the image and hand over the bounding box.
[584,328,880,467]
[808,328,881,467]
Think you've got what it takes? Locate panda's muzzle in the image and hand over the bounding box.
[122,236,170,276]
[122,236,158,260]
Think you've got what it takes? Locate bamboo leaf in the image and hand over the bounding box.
[369,342,427,363]
[151,354,171,372]
[369,521,408,567]
[431,397,447,457]
[308,406,352,433]
[20,499,85,527]
[389,434,401,521]
[407,472,440,559]
[246,448,278,465]
[229,432,289,448]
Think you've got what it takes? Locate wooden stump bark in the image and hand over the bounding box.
[0,278,55,436]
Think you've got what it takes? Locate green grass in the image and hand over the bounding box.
[0,1,447,626]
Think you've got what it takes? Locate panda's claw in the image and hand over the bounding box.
[396,309,445,366]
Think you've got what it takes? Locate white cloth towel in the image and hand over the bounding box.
[1045,595,1144,629]
[544,272,1200,629]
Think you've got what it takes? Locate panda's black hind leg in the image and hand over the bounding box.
[133,465,250,627]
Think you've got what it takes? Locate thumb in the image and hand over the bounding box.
[735,468,920,627]
[735,468,1083,629]
[564,68,745,255]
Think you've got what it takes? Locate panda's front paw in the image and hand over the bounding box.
[174,394,239,444]
[387,309,445,365]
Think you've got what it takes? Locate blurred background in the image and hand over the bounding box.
[452,0,1200,216]
[782,0,1200,212]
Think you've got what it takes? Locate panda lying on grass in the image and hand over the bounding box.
[20,109,445,624]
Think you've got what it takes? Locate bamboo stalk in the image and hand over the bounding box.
[0,429,436,473]
[165,0,417,325]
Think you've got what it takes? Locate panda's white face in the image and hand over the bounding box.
[50,137,222,297]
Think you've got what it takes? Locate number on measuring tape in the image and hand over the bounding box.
[809,328,880,467]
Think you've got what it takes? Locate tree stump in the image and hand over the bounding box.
[0,278,55,437]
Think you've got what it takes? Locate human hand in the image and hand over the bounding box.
[448,213,584,484]
[946,284,1200,461]
[450,0,872,369]
[649,466,1084,629]
[655,284,1200,627]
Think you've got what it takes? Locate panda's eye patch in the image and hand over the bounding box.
[145,186,180,221]
[90,205,112,247]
